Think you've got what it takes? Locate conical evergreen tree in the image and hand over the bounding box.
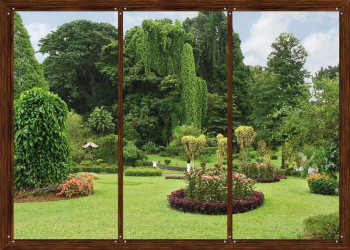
[14,12,48,99]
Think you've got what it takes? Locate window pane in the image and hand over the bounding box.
[123,11,227,239]
[14,11,118,239]
[232,11,339,239]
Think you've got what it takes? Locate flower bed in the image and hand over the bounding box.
[306,173,338,195]
[168,167,264,214]
[239,162,286,183]
[168,189,264,214]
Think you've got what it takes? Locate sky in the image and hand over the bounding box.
[19,11,339,76]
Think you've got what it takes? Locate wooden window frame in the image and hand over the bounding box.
[0,0,349,249]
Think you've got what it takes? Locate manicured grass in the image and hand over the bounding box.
[14,175,338,239]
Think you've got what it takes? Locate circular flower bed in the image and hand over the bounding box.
[167,167,265,214]
[168,189,264,215]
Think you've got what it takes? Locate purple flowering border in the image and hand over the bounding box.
[256,176,287,183]
[168,189,264,215]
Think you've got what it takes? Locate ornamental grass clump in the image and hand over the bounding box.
[184,168,254,202]
[306,173,338,195]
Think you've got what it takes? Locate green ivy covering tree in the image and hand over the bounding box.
[14,88,71,190]
[180,43,207,128]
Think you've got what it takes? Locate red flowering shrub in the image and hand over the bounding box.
[239,162,286,182]
[57,173,94,198]
[184,168,254,202]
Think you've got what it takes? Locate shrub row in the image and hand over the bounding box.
[255,176,287,183]
[124,167,162,176]
[239,162,286,182]
[72,165,119,173]
[165,176,185,179]
[168,189,264,215]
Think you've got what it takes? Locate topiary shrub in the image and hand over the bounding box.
[164,159,171,165]
[134,159,143,167]
[306,173,338,195]
[271,155,278,160]
[159,151,168,157]
[80,160,93,166]
[100,134,118,164]
[96,159,104,165]
[14,88,71,190]
[124,167,162,176]
[300,213,339,239]
[249,151,258,159]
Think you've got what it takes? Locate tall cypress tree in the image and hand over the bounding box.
[180,43,207,128]
[14,12,48,99]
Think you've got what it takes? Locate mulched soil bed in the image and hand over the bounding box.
[14,193,75,203]
[168,189,264,215]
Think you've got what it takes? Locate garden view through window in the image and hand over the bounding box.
[13,10,339,240]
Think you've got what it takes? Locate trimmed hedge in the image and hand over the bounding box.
[165,176,185,179]
[168,189,264,215]
[256,176,287,183]
[124,167,162,176]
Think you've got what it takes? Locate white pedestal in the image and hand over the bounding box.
[152,161,157,167]
[187,163,191,172]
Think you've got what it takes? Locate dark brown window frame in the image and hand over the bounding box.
[0,0,349,249]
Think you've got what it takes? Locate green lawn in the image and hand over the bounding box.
[14,174,338,239]
[147,153,219,169]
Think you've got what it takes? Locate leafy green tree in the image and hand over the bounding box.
[267,33,309,107]
[281,76,339,165]
[235,126,256,162]
[88,106,115,136]
[170,125,202,147]
[100,134,118,164]
[314,65,339,81]
[39,20,118,114]
[67,110,86,163]
[14,88,71,190]
[182,135,206,170]
[123,93,163,145]
[248,67,284,148]
[183,12,250,122]
[14,12,48,99]
[180,43,207,128]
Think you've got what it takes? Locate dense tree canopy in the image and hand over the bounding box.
[14,12,48,99]
[267,33,309,107]
[39,20,118,114]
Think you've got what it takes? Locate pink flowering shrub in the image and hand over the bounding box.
[184,168,254,202]
[56,173,94,198]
